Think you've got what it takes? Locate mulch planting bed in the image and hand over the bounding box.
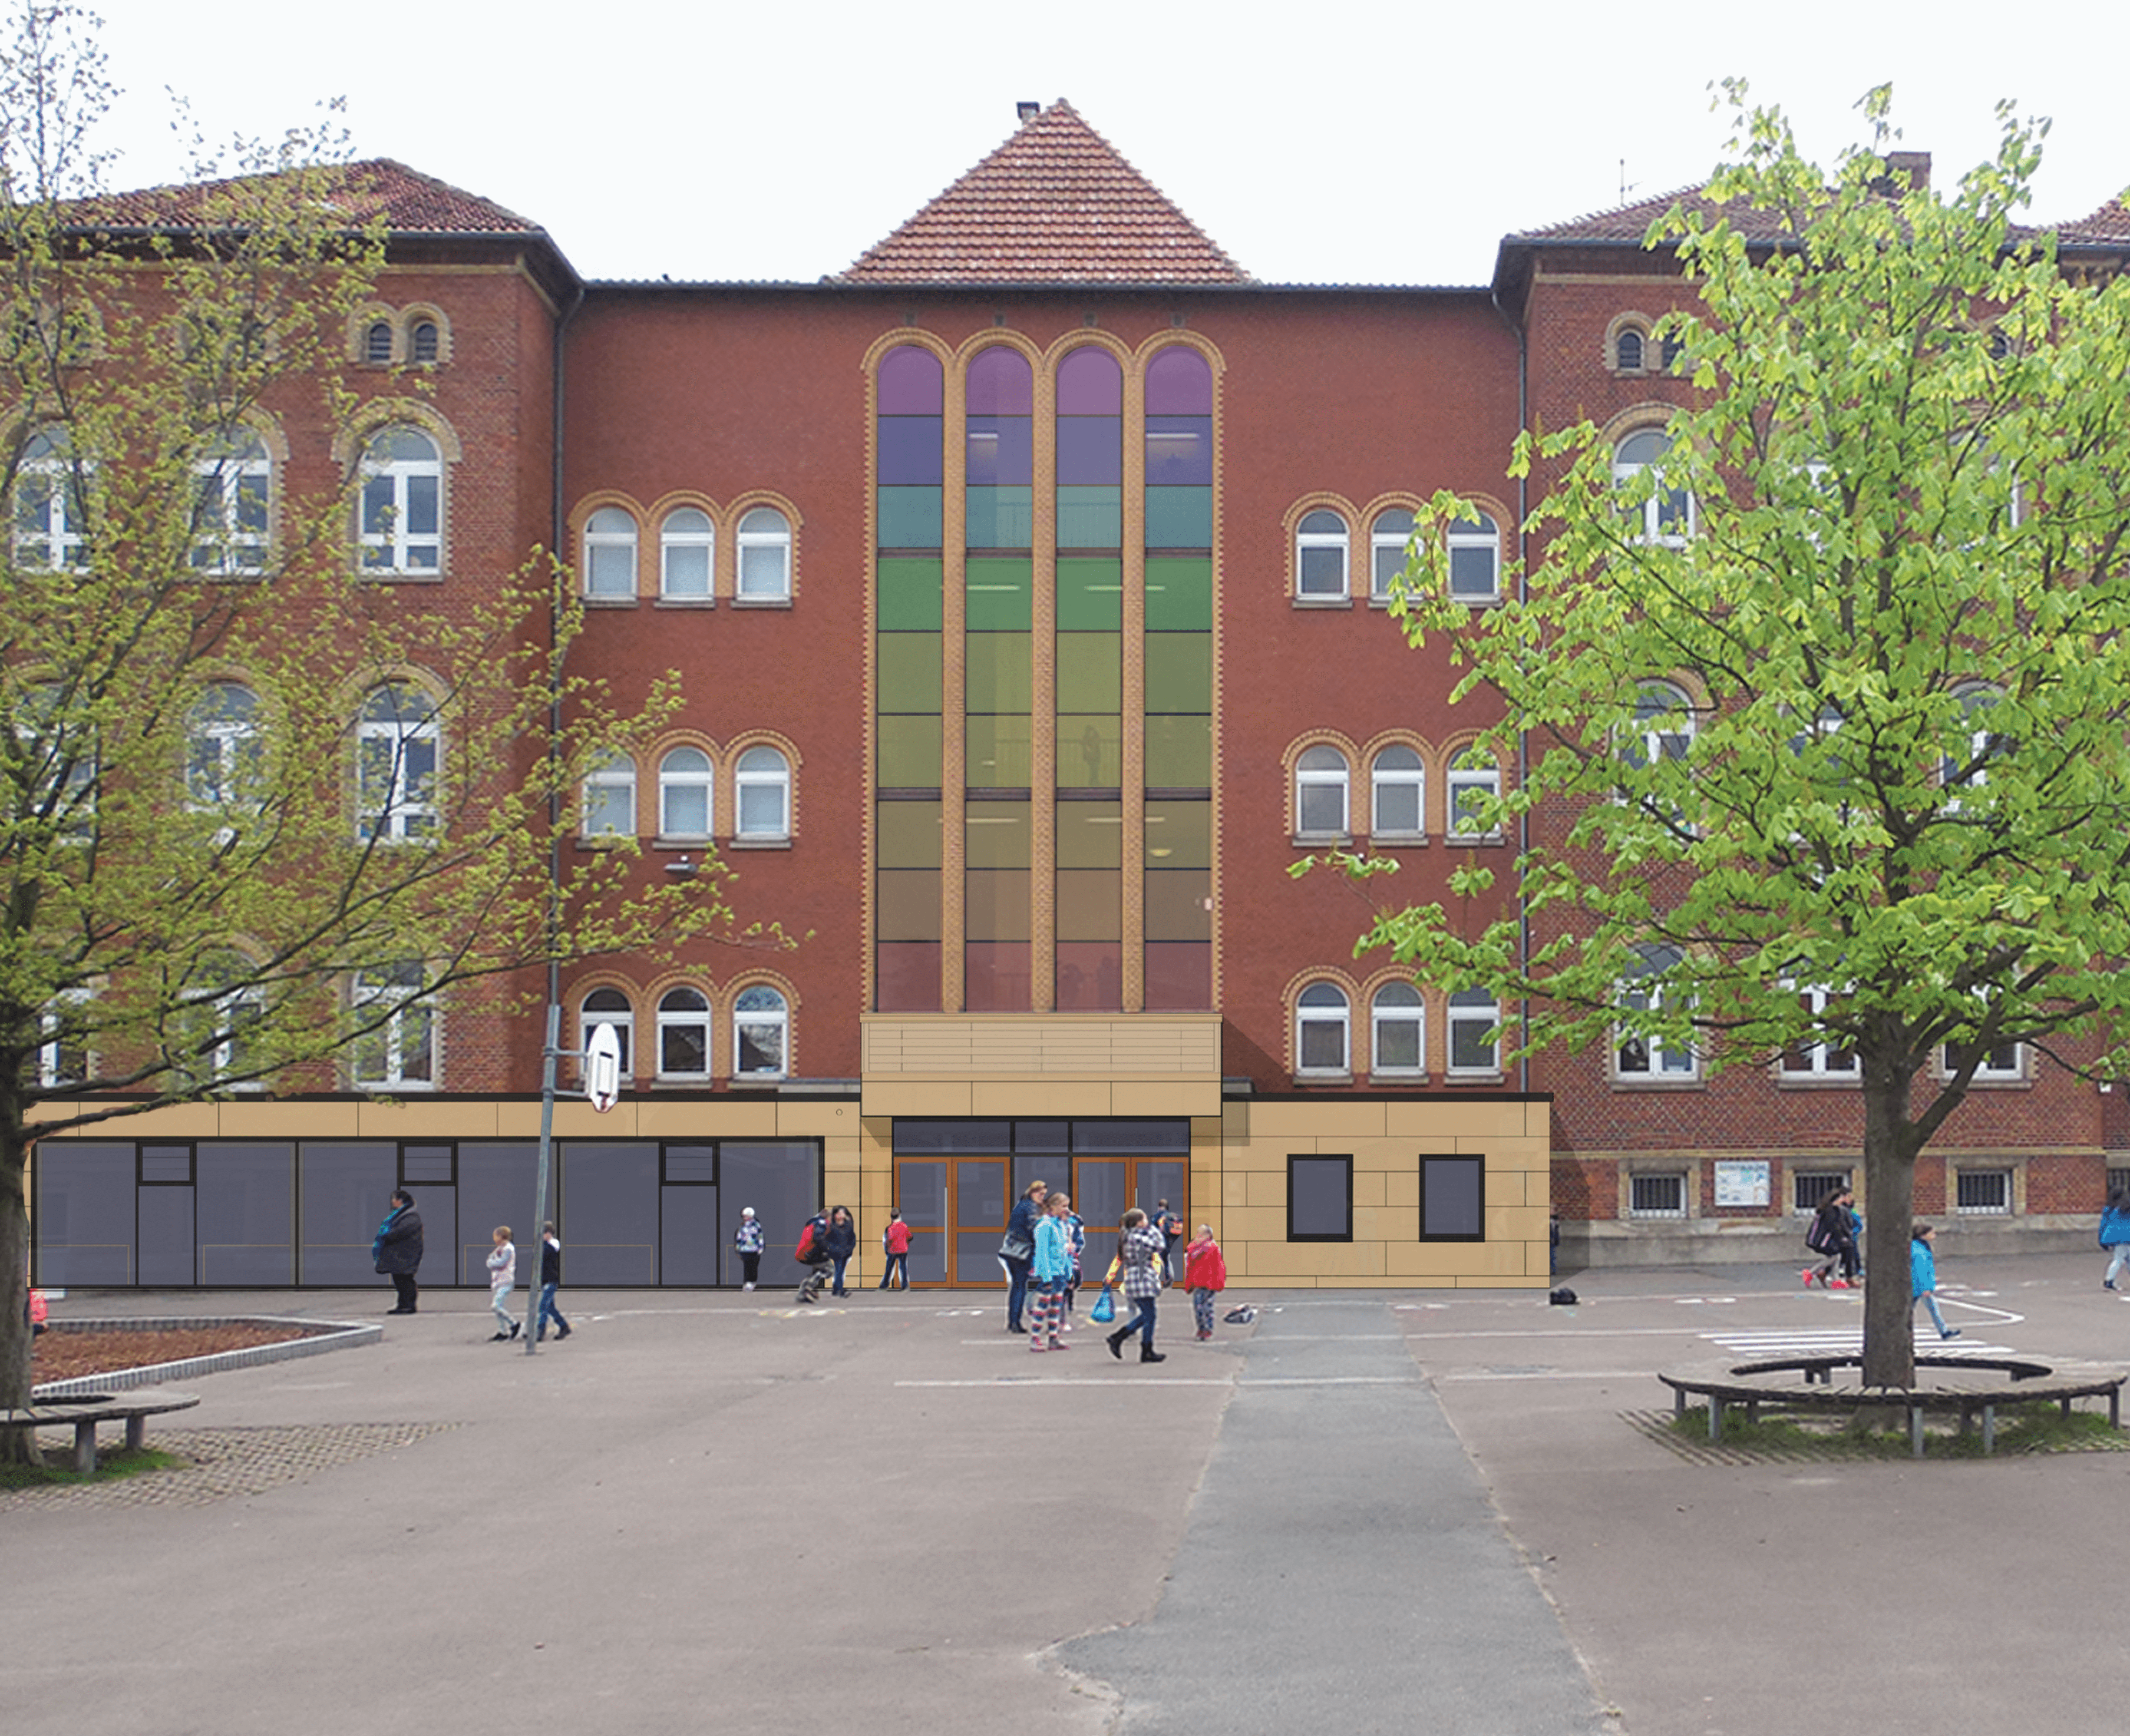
[30,1322,323,1386]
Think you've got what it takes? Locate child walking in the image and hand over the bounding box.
[486,1225,520,1342]
[536,1222,571,1342]
[1910,1223,1961,1340]
[1184,1223,1227,1340]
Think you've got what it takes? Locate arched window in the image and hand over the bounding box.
[351,961,436,1088]
[1370,508,1415,599]
[656,986,710,1079]
[582,752,636,837]
[190,431,271,573]
[580,985,633,1077]
[409,319,440,364]
[356,683,439,841]
[175,948,266,1088]
[582,507,637,599]
[660,507,713,599]
[657,746,713,838]
[1370,745,1424,838]
[1447,987,1499,1075]
[736,506,792,600]
[1447,747,1502,839]
[359,427,443,572]
[1447,510,1500,601]
[735,745,790,838]
[1295,745,1350,839]
[185,682,261,812]
[1295,509,1349,599]
[1625,681,1695,770]
[363,320,393,364]
[1943,682,2004,800]
[1615,326,1645,371]
[1614,430,1692,545]
[15,427,88,571]
[1370,981,1424,1076]
[1617,943,1695,1078]
[734,984,788,1077]
[1296,982,1351,1075]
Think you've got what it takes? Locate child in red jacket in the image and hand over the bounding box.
[1183,1224,1227,1341]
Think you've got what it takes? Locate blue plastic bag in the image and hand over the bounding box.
[1090,1284,1116,1324]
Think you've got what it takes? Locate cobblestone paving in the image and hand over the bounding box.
[1622,1406,2130,1465]
[0,1422,460,1512]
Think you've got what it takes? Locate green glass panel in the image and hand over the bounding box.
[964,800,1031,868]
[1058,556,1123,630]
[1057,716,1122,788]
[875,799,942,867]
[1145,486,1212,550]
[1057,632,1122,715]
[965,556,1032,631]
[966,487,1033,551]
[877,714,942,787]
[877,557,943,630]
[1057,486,1121,549]
[965,632,1032,714]
[1145,556,1212,630]
[876,869,941,940]
[878,486,942,549]
[1145,868,1212,941]
[1145,634,1212,714]
[877,632,942,713]
[1057,799,1123,868]
[1146,714,1212,788]
[965,868,1032,940]
[1056,868,1122,940]
[965,715,1031,788]
[1144,798,1211,868]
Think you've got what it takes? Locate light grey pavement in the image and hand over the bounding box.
[7,1254,2130,1734]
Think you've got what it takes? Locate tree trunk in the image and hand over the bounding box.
[1859,1072,1919,1388]
[0,1132,44,1465]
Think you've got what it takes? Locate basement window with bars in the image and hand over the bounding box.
[1955,1169,2013,1215]
[1629,1172,1687,1219]
[1793,1170,1852,1216]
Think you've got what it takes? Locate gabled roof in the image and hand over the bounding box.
[835,101,1250,286]
[2056,196,2130,248]
[73,158,544,237]
[1506,184,1797,250]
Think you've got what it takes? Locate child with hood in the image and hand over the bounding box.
[1184,1223,1228,1340]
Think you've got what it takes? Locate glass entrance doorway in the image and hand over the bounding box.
[889,1118,1189,1288]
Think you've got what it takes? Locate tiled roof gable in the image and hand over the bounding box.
[71,158,542,237]
[837,101,1249,286]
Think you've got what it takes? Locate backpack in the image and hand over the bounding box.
[1806,1214,1836,1254]
[795,1219,819,1261]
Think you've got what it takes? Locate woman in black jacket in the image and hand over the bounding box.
[823,1204,859,1297]
[374,1189,425,1314]
[1804,1186,1857,1290]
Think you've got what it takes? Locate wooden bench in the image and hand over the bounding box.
[1658,1356,2127,1457]
[0,1391,201,1473]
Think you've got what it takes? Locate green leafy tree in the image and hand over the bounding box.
[1352,89,2130,1387]
[0,4,739,1443]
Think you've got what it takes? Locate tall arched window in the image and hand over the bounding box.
[351,962,436,1088]
[1296,982,1351,1075]
[657,746,713,838]
[1447,986,1499,1075]
[1370,981,1424,1076]
[1447,747,1502,839]
[175,948,266,1088]
[1625,681,1695,770]
[736,506,792,600]
[734,984,788,1077]
[656,986,710,1079]
[363,320,393,364]
[1370,745,1424,838]
[1447,510,1500,601]
[185,682,262,812]
[583,507,638,599]
[356,683,439,841]
[1617,943,1696,1078]
[735,745,790,838]
[1370,509,1414,599]
[1614,430,1692,545]
[1296,509,1349,598]
[1295,745,1350,839]
[190,431,271,574]
[15,427,88,571]
[359,427,443,572]
[660,508,713,599]
[409,319,440,364]
[580,986,634,1076]
[582,752,636,837]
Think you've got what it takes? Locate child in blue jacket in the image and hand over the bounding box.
[1910,1224,1960,1340]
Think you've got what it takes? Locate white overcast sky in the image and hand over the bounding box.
[74,0,2130,288]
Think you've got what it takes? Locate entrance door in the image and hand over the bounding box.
[895,1157,1011,1286]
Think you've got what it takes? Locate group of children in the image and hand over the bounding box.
[483,1223,571,1344]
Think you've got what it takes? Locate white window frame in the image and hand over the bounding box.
[15,427,89,571]
[1942,682,2003,807]
[190,433,271,575]
[1446,751,1501,840]
[356,684,440,843]
[1614,430,1693,546]
[656,986,711,1080]
[185,681,262,816]
[350,962,436,1089]
[657,746,714,839]
[1446,510,1500,602]
[1369,745,1425,839]
[39,988,90,1088]
[1616,943,1697,1080]
[582,752,637,838]
[1778,983,1859,1078]
[660,507,714,600]
[1295,509,1350,599]
[1944,1033,2023,1083]
[175,951,266,1091]
[1625,680,1696,771]
[1295,745,1350,840]
[1446,986,1500,1076]
[1295,982,1351,1075]
[358,427,443,574]
[1369,509,1414,600]
[733,984,789,1078]
[582,507,638,600]
[1369,981,1425,1077]
[735,506,792,601]
[580,986,634,1078]
[734,745,790,840]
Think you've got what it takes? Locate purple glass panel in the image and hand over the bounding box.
[1055,941,1123,1012]
[1145,417,1212,485]
[878,345,943,415]
[1146,346,1212,415]
[1056,347,1123,415]
[1144,942,1213,1011]
[1057,418,1123,486]
[876,942,941,1012]
[966,416,1033,486]
[964,942,1032,1012]
[878,417,943,485]
[966,347,1033,415]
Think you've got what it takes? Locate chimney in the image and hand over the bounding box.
[1879,150,1931,193]
[1017,101,1041,124]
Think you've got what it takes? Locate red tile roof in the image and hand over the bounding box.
[836,101,1249,286]
[1507,184,1800,248]
[70,158,543,236]
[2056,198,2130,246]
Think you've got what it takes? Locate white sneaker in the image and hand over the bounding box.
[743,1282,755,1291]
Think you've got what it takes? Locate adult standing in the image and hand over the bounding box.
[1002,1178,1047,1334]
[373,1188,424,1315]
[734,1207,765,1291]
[879,1209,911,1291]
[1105,1207,1167,1364]
[2102,1186,2130,1290]
[1027,1191,1074,1352]
[824,1204,858,1297]
[1910,1223,1961,1341]
[535,1223,571,1342]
